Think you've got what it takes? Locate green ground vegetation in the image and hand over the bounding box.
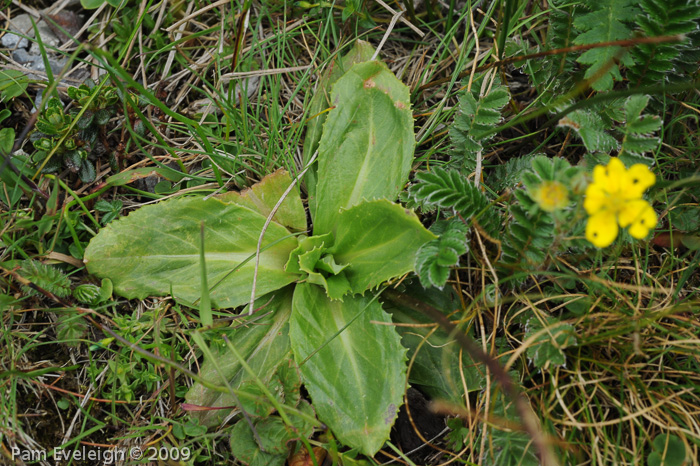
[1,1,700,465]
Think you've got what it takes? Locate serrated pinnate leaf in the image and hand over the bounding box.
[525,315,577,369]
[414,219,468,288]
[630,0,700,87]
[18,260,71,298]
[416,242,448,288]
[530,155,571,181]
[573,0,639,91]
[436,245,460,266]
[450,76,510,171]
[482,391,540,466]
[558,110,618,153]
[501,204,555,269]
[56,314,87,346]
[409,168,499,236]
[618,95,661,165]
[491,156,532,192]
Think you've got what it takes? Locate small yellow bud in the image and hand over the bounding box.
[532,180,570,212]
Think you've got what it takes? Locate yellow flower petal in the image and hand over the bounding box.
[583,184,607,214]
[603,158,627,194]
[627,204,657,239]
[622,164,656,199]
[618,199,647,227]
[586,209,619,248]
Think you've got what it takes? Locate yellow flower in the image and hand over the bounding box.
[584,158,657,248]
[532,180,570,212]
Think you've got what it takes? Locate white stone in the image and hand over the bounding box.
[12,49,67,76]
[28,22,61,54]
[1,14,35,50]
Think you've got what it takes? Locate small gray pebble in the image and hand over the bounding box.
[1,33,29,50]
[28,22,61,54]
[1,13,35,50]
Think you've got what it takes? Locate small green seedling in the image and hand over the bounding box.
[30,80,120,183]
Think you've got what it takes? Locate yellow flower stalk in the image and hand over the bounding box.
[584,158,657,248]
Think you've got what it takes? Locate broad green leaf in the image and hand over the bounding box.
[98,278,113,302]
[237,377,284,418]
[0,70,29,102]
[230,420,287,466]
[0,109,11,126]
[312,61,415,235]
[332,452,373,466]
[277,359,302,408]
[303,40,375,212]
[0,294,19,312]
[81,0,124,8]
[255,417,300,455]
[186,290,294,426]
[289,283,406,455]
[285,234,334,274]
[296,247,352,300]
[681,234,700,251]
[255,401,316,454]
[219,169,307,232]
[84,196,299,308]
[328,200,436,294]
[0,128,15,155]
[648,434,686,466]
